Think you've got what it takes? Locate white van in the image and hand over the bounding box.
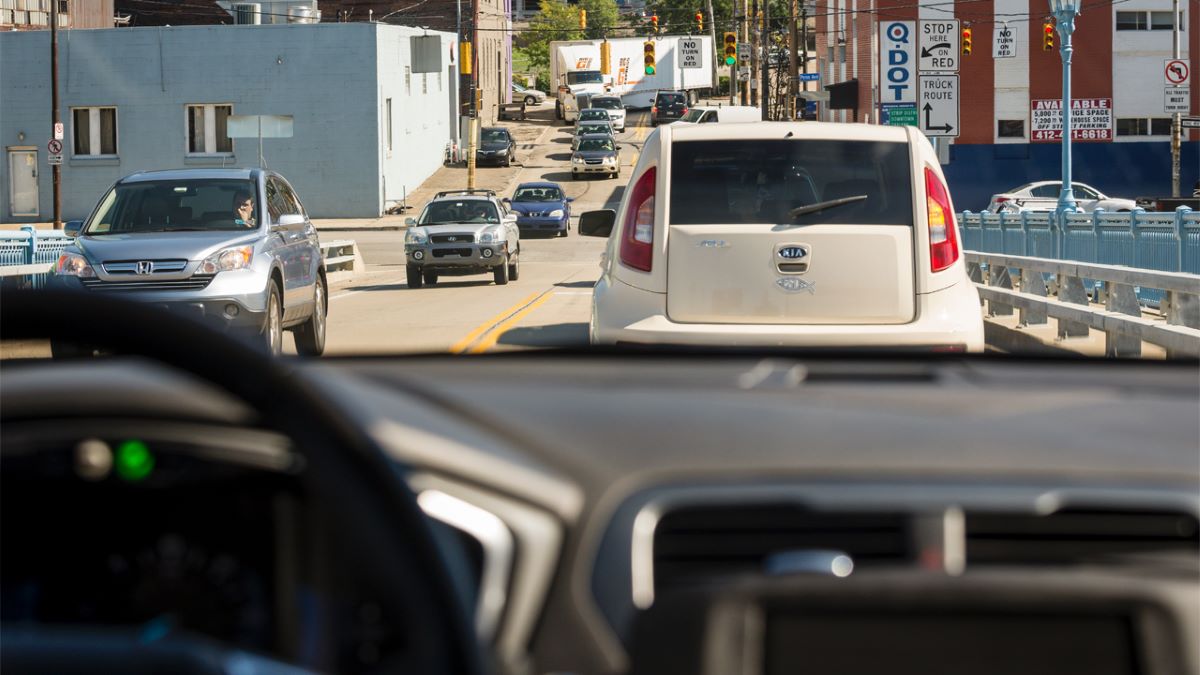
[674,106,762,124]
[578,122,984,351]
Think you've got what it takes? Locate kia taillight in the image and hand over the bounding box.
[619,167,656,272]
[925,167,959,272]
[652,106,658,114]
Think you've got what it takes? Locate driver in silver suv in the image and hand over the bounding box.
[48,168,327,356]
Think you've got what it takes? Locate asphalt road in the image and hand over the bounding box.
[319,111,654,355]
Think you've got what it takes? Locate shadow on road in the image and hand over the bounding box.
[497,322,589,348]
[546,152,572,161]
[555,280,595,288]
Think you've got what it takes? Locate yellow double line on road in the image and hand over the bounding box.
[449,290,554,354]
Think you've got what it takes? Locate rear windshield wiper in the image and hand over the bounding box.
[789,195,868,219]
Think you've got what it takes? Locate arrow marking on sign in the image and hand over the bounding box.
[920,43,951,57]
[922,103,954,132]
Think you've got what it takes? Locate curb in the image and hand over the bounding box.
[315,225,405,232]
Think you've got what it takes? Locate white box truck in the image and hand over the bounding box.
[551,36,714,120]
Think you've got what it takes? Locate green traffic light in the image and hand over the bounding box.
[725,56,736,66]
[645,66,656,75]
[115,439,154,482]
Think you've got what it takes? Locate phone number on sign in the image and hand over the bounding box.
[1032,129,1113,141]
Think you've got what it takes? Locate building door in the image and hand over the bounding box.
[8,150,39,217]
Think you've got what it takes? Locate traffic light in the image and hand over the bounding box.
[643,40,656,75]
[600,40,611,74]
[650,14,659,34]
[1043,22,1055,51]
[723,32,737,66]
[459,41,472,75]
[695,12,703,32]
[961,27,972,55]
[579,9,586,29]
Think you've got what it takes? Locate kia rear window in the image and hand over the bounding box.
[658,94,686,104]
[669,140,913,226]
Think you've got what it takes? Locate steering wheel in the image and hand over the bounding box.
[0,288,484,675]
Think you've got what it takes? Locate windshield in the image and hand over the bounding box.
[578,124,610,135]
[481,129,509,143]
[418,200,498,224]
[567,71,604,84]
[84,179,259,233]
[592,98,622,110]
[578,138,615,152]
[513,187,563,202]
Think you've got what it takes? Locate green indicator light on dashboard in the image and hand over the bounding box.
[115,440,154,482]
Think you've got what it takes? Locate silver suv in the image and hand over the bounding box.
[404,190,521,288]
[49,168,327,356]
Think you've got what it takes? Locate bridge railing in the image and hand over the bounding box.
[966,251,1200,358]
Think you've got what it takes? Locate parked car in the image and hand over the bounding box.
[579,121,984,350]
[404,189,521,287]
[48,168,327,357]
[986,181,1136,213]
[512,81,547,105]
[589,95,627,131]
[504,182,573,237]
[676,105,762,124]
[476,127,516,167]
[572,120,615,150]
[651,90,689,126]
[571,134,621,180]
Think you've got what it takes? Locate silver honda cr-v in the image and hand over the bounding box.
[49,168,327,356]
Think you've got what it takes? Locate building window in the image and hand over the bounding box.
[1117,117,1174,136]
[997,119,1025,138]
[405,66,412,95]
[71,106,117,156]
[1117,10,1184,31]
[186,104,233,155]
[385,98,393,155]
[1150,118,1173,135]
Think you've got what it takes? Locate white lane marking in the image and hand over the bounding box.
[331,290,363,301]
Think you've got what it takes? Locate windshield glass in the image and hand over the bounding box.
[513,187,563,202]
[567,71,604,84]
[578,138,615,152]
[419,200,498,224]
[592,98,621,110]
[84,179,259,233]
[669,140,912,226]
[578,124,610,135]
[481,129,508,143]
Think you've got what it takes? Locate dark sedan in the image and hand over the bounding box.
[476,127,516,167]
[504,182,573,237]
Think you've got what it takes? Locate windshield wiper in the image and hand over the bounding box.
[789,195,868,219]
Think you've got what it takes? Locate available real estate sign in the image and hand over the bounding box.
[1030,98,1113,142]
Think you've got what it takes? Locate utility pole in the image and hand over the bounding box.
[466,0,479,189]
[801,0,808,116]
[760,0,769,119]
[50,0,62,228]
[749,0,759,108]
[1170,0,1181,197]
[788,0,798,119]
[705,0,719,101]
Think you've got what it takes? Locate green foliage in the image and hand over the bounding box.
[517,0,620,70]
[640,0,791,41]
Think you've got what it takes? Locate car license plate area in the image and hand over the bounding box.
[432,248,475,258]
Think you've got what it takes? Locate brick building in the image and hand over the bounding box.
[814,0,1198,208]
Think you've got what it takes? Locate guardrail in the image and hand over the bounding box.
[967,251,1200,358]
[320,239,364,282]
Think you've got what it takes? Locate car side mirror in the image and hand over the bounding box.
[566,198,575,203]
[502,198,511,204]
[64,220,84,237]
[578,209,616,237]
[405,217,417,226]
[503,214,518,225]
[276,214,306,227]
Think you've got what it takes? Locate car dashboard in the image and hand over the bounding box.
[2,353,1198,675]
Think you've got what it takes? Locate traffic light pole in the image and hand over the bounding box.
[749,0,758,108]
[788,0,798,119]
[705,0,719,98]
[50,0,61,229]
[1170,0,1181,198]
[760,0,769,120]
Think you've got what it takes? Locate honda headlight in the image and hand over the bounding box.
[405,228,428,245]
[549,209,565,218]
[198,245,254,274]
[54,252,96,278]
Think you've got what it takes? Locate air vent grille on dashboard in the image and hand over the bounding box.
[965,509,1200,565]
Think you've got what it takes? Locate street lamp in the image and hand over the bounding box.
[1048,0,1082,213]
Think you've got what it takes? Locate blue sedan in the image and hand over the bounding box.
[503,182,573,237]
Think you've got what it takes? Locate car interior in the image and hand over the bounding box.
[2,289,1197,675]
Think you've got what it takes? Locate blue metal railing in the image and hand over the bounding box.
[960,207,1200,305]
[0,226,74,267]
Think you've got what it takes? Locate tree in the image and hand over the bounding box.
[517,0,621,70]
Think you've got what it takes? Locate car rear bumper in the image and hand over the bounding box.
[591,277,985,351]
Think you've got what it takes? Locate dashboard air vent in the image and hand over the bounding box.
[965,509,1199,565]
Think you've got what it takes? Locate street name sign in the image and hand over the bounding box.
[917,74,958,137]
[918,19,959,73]
[881,103,918,127]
